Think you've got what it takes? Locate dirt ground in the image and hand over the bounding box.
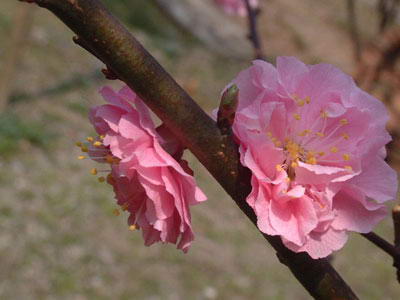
[0,0,399,299]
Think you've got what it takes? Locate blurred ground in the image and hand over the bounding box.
[0,0,399,299]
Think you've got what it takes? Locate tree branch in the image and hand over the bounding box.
[243,0,265,60]
[393,205,400,249]
[361,232,400,283]
[346,0,361,63]
[362,232,400,259]
[21,0,357,298]
[377,0,400,33]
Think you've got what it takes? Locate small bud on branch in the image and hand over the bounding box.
[217,84,239,135]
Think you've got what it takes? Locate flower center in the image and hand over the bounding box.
[270,94,354,179]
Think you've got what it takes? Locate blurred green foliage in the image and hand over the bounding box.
[0,112,54,157]
[103,0,173,38]
[103,0,196,57]
[0,13,10,32]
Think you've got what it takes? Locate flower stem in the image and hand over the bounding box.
[243,0,265,60]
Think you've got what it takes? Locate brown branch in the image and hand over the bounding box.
[393,205,400,249]
[361,232,400,283]
[354,26,400,92]
[346,0,361,63]
[21,0,357,298]
[243,0,265,60]
[361,232,400,259]
[73,35,119,80]
[377,0,400,33]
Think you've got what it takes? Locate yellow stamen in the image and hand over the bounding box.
[121,203,129,211]
[81,146,89,152]
[297,99,305,107]
[320,111,328,118]
[93,141,102,147]
[344,165,352,171]
[99,135,105,140]
[299,129,311,137]
[316,132,325,137]
[305,96,311,104]
[291,161,299,168]
[113,209,120,216]
[340,119,348,125]
[306,157,317,165]
[318,151,325,157]
[330,146,338,153]
[267,131,272,137]
[286,140,301,160]
[86,136,94,142]
[98,176,105,183]
[90,168,98,175]
[341,133,349,140]
[78,155,86,160]
[129,225,137,231]
[293,113,301,121]
[343,154,350,161]
[107,173,115,185]
[105,155,114,164]
[276,164,284,172]
[307,151,316,158]
[274,140,282,147]
[75,141,82,147]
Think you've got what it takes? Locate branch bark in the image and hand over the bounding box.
[243,0,265,60]
[21,0,357,298]
[393,205,400,249]
[361,232,400,283]
[346,0,361,63]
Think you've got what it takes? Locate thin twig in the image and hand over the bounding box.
[393,205,400,249]
[361,232,400,283]
[20,0,357,298]
[243,0,265,60]
[377,0,400,33]
[346,0,361,63]
[361,232,400,258]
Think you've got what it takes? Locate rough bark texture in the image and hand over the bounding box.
[24,0,358,298]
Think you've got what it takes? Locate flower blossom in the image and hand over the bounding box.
[214,0,258,17]
[79,85,207,252]
[230,57,398,258]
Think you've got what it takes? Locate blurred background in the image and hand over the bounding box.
[0,0,400,299]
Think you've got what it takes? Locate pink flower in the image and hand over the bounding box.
[86,85,207,252]
[214,0,258,17]
[231,57,398,258]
